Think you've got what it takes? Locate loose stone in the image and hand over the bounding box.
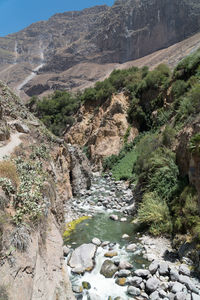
[126,243,137,251]
[104,251,118,258]
[134,269,150,278]
[92,237,101,246]
[127,286,141,296]
[115,277,127,286]
[146,277,160,292]
[100,259,118,278]
[110,214,119,221]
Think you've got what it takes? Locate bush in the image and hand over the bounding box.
[189,133,200,154]
[172,185,199,236]
[10,225,30,252]
[0,160,19,189]
[138,192,172,236]
[162,125,176,147]
[35,90,80,136]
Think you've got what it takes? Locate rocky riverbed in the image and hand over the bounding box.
[63,174,200,299]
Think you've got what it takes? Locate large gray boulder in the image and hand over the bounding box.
[100,259,118,278]
[127,286,141,296]
[172,282,184,293]
[134,269,150,278]
[68,243,96,274]
[146,277,160,293]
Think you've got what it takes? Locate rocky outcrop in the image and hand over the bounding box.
[67,144,92,196]
[0,0,200,98]
[65,93,138,169]
[0,81,76,299]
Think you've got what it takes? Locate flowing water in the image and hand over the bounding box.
[65,174,149,299]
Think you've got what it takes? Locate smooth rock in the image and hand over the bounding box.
[149,260,159,275]
[104,251,118,258]
[128,276,142,287]
[127,286,141,296]
[192,293,200,300]
[159,262,169,276]
[120,217,127,222]
[72,285,83,293]
[179,264,190,276]
[150,291,159,300]
[122,234,129,239]
[126,243,137,251]
[92,237,101,246]
[117,269,131,277]
[146,277,160,292]
[179,275,199,294]
[100,259,118,278]
[175,292,187,300]
[172,282,184,293]
[134,269,150,278]
[115,277,126,286]
[110,214,119,221]
[170,268,180,281]
[69,243,96,273]
[119,261,133,270]
[101,241,110,247]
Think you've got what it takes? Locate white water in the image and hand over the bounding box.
[17,42,45,92]
[68,244,131,299]
[17,63,44,91]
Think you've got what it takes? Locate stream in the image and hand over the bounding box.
[64,174,149,299]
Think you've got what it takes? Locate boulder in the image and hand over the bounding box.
[170,268,180,281]
[175,292,187,300]
[72,285,83,293]
[127,286,141,296]
[104,251,118,258]
[110,214,119,221]
[179,264,190,276]
[68,243,96,274]
[149,260,159,275]
[92,237,101,246]
[134,269,150,278]
[100,259,118,278]
[14,122,30,133]
[117,269,131,277]
[159,262,169,276]
[128,276,142,287]
[115,277,126,286]
[172,282,184,293]
[150,291,160,300]
[122,234,129,239]
[192,293,200,300]
[146,277,160,293]
[126,243,137,251]
[119,261,133,270]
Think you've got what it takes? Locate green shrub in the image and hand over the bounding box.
[138,192,172,236]
[189,133,200,154]
[172,185,199,235]
[176,84,200,122]
[162,125,176,147]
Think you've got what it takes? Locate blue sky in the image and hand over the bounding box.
[0,0,114,36]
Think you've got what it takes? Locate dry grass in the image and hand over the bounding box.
[0,161,19,188]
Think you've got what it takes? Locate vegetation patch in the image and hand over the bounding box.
[63,216,91,240]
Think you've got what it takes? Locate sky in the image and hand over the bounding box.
[0,0,114,36]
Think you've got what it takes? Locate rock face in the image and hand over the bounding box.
[68,243,96,274]
[0,81,76,299]
[0,0,200,98]
[68,144,92,195]
[65,93,138,169]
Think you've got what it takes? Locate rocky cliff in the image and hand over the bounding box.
[0,0,200,98]
[65,92,138,169]
[0,81,91,299]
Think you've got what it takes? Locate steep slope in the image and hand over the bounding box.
[0,0,200,99]
[0,82,91,299]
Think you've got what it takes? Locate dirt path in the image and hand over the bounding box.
[0,132,23,160]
